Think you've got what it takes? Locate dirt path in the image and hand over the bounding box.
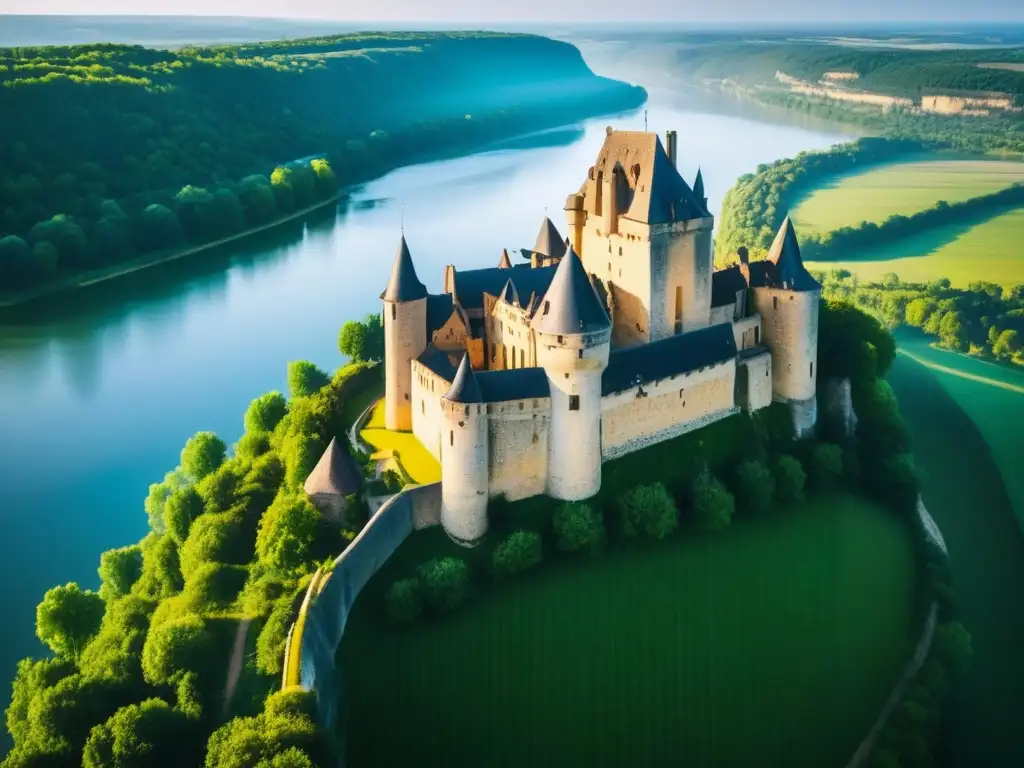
[896,348,1024,395]
[221,618,253,718]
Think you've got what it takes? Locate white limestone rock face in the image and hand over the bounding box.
[823,377,858,438]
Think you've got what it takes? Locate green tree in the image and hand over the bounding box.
[30,240,59,276]
[384,578,423,625]
[134,533,184,601]
[237,175,279,225]
[0,234,33,286]
[181,563,247,612]
[492,531,543,578]
[551,501,604,553]
[98,545,144,602]
[255,597,295,675]
[288,163,317,207]
[29,214,89,268]
[732,457,775,515]
[180,431,227,481]
[141,613,216,687]
[163,486,204,545]
[36,582,105,658]
[287,361,330,398]
[235,431,271,461]
[178,511,244,579]
[938,311,968,351]
[82,698,195,768]
[904,297,937,328]
[256,493,320,577]
[5,656,77,747]
[416,557,471,613]
[932,621,974,678]
[245,391,288,434]
[174,185,217,241]
[807,442,844,489]
[270,167,295,212]
[774,454,807,505]
[691,468,735,532]
[209,188,245,237]
[137,204,183,252]
[617,482,678,539]
[993,329,1020,359]
[309,157,337,198]
[338,314,384,362]
[93,213,134,263]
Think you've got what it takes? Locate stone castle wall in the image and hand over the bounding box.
[751,287,819,402]
[486,298,535,370]
[601,359,736,460]
[487,398,551,501]
[384,297,427,431]
[440,400,489,543]
[738,350,773,412]
[650,218,714,339]
[580,221,652,347]
[410,362,448,461]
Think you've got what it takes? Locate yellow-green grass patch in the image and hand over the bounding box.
[340,493,917,767]
[806,207,1024,288]
[359,401,441,484]
[791,158,1024,235]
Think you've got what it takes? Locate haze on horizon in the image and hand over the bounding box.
[0,0,1021,24]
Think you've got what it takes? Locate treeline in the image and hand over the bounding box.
[0,32,645,294]
[2,345,383,768]
[801,181,1024,261]
[715,136,926,264]
[0,157,338,290]
[818,270,1024,365]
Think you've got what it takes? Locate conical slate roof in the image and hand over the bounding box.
[530,244,610,336]
[766,217,821,292]
[304,437,361,497]
[444,354,483,404]
[498,249,512,269]
[500,278,520,307]
[532,217,567,260]
[381,235,427,302]
[693,168,705,203]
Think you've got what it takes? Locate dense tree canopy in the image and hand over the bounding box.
[35,583,105,659]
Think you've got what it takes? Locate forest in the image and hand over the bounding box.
[0,32,645,294]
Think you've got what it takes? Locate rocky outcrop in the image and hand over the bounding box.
[823,377,858,438]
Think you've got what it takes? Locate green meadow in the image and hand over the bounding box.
[339,494,916,768]
[887,349,1024,767]
[791,158,1024,234]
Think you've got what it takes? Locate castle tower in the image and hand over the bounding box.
[750,217,821,438]
[381,235,428,431]
[531,244,611,500]
[440,355,489,545]
[564,193,586,256]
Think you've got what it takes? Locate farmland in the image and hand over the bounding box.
[339,493,916,767]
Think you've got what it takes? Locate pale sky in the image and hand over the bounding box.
[1,0,1022,23]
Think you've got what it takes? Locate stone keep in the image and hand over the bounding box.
[439,355,489,545]
[382,236,428,431]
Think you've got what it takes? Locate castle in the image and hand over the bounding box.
[380,128,820,546]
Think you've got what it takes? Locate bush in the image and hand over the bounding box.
[384,579,423,625]
[552,501,604,553]
[732,457,774,515]
[691,468,735,532]
[492,531,543,578]
[256,597,296,675]
[807,442,844,489]
[774,454,806,505]
[416,558,471,613]
[181,563,247,612]
[617,482,678,540]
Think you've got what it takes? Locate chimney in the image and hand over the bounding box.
[665,130,678,168]
[602,168,618,236]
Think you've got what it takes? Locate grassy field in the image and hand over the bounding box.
[887,349,1024,767]
[359,401,441,484]
[339,493,917,768]
[791,157,1024,235]
[805,207,1024,288]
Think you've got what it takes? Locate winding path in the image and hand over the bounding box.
[896,348,1024,395]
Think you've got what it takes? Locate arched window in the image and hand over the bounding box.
[450,431,454,447]
[391,304,397,320]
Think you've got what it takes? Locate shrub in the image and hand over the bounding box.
[774,454,806,504]
[807,442,844,489]
[492,531,543,578]
[180,431,227,481]
[256,597,296,675]
[416,558,470,613]
[617,482,678,540]
[732,457,774,515]
[384,579,423,625]
[691,468,735,532]
[181,563,247,612]
[552,501,604,553]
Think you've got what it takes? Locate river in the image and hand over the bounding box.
[0,78,857,738]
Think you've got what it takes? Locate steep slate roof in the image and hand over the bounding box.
[531,217,567,260]
[444,355,483,403]
[452,264,558,311]
[711,266,748,308]
[531,244,610,336]
[693,167,706,203]
[381,236,428,302]
[602,323,737,395]
[303,437,361,497]
[581,131,708,225]
[498,249,512,269]
[426,294,455,335]
[765,217,821,292]
[476,368,550,402]
[416,344,457,381]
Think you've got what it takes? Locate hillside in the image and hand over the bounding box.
[0,32,645,291]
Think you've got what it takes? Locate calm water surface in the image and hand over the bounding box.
[0,92,854,731]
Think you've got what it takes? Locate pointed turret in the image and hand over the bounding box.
[532,217,567,260]
[531,244,610,336]
[498,249,512,269]
[767,217,820,291]
[693,167,708,213]
[304,437,361,499]
[500,278,520,308]
[444,354,483,404]
[381,235,427,302]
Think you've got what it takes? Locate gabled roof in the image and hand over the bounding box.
[581,131,708,225]
[530,244,610,336]
[531,217,567,260]
[711,266,748,308]
[452,264,558,311]
[426,294,455,335]
[416,344,458,381]
[444,355,483,404]
[602,323,737,395]
[765,217,820,292]
[476,368,550,402]
[381,236,428,302]
[303,437,361,497]
[498,249,512,269]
